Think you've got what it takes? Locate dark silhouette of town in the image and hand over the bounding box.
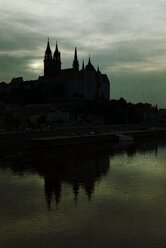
[0,39,164,130]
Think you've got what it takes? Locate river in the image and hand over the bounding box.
[0,139,166,248]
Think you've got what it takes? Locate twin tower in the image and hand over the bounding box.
[44,39,79,78]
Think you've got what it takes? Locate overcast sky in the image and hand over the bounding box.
[1,0,166,107]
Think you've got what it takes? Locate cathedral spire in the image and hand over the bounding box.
[54,41,60,58]
[45,38,52,59]
[53,41,61,73]
[97,65,100,73]
[74,47,78,60]
[44,38,53,78]
[73,47,79,71]
[55,41,58,52]
[86,54,96,71]
[88,54,91,64]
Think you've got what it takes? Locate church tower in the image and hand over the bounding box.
[82,60,85,71]
[72,47,79,71]
[53,42,61,75]
[44,39,53,78]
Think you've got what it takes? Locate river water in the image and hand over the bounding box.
[0,139,166,248]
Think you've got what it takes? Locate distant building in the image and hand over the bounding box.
[0,40,110,103]
[42,39,110,100]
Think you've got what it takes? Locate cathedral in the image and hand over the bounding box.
[43,39,110,100]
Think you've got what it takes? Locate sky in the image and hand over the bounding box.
[1,0,166,107]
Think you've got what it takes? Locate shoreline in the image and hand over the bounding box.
[0,124,166,146]
[0,126,166,161]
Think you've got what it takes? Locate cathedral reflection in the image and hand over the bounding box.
[44,177,62,209]
[0,138,163,210]
[0,144,110,209]
[42,151,110,209]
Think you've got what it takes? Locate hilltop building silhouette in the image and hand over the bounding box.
[42,39,110,100]
[0,39,110,103]
[0,40,113,127]
[0,39,160,129]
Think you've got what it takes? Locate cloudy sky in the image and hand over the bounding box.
[1,0,166,107]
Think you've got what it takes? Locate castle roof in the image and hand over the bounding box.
[85,57,96,71]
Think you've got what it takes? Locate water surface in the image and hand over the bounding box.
[0,140,166,248]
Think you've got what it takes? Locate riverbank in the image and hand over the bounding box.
[30,127,166,147]
[0,123,166,141]
[0,125,166,157]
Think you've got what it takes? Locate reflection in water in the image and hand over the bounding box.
[0,144,110,209]
[1,138,166,248]
[0,137,163,210]
[38,151,109,209]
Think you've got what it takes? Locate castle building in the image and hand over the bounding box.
[43,40,110,100]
